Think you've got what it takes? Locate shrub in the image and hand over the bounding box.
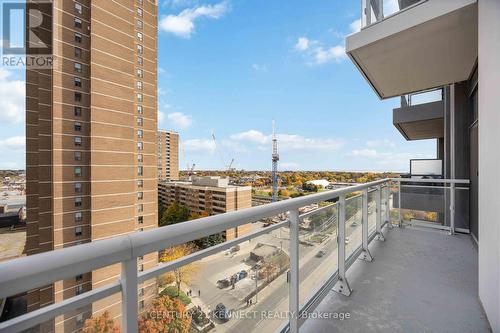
[160,285,191,305]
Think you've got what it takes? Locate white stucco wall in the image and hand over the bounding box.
[478,0,500,331]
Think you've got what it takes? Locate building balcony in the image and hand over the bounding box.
[346,0,477,98]
[0,178,490,333]
[393,88,444,140]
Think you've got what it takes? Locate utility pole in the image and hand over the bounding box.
[272,121,279,202]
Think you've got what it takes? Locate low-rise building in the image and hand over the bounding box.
[159,176,252,240]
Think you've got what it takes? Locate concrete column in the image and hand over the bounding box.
[478,0,500,331]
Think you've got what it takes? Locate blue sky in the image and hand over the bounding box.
[0,0,435,171]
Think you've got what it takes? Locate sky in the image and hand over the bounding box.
[0,0,435,172]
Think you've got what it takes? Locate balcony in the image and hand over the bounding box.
[346,0,477,98]
[0,178,488,333]
[393,88,444,140]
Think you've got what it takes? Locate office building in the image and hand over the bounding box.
[25,0,158,331]
[158,176,252,239]
[157,130,179,181]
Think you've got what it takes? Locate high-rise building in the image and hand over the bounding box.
[158,176,252,239]
[25,0,158,331]
[157,130,179,181]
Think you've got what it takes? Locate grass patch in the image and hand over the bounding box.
[160,286,191,305]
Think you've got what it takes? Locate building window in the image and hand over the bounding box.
[75,47,82,58]
[76,313,84,326]
[137,105,143,114]
[75,2,83,14]
[137,8,143,17]
[139,264,144,272]
[137,117,143,126]
[138,56,143,65]
[137,142,143,150]
[74,32,82,43]
[74,122,82,131]
[74,77,82,87]
[74,17,82,28]
[74,136,82,146]
[137,166,143,176]
[75,182,82,193]
[75,284,84,295]
[139,300,144,309]
[74,62,82,72]
[74,106,82,116]
[137,32,143,42]
[75,197,82,207]
[138,0,143,5]
[137,93,143,103]
[75,211,83,222]
[137,69,143,78]
[74,167,82,177]
[75,92,82,102]
[137,192,144,200]
[137,81,143,90]
[74,151,82,161]
[136,20,143,29]
[137,154,143,162]
[137,179,144,188]
[138,216,144,224]
[137,129,143,138]
[137,44,143,54]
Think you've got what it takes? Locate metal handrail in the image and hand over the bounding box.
[0,177,467,332]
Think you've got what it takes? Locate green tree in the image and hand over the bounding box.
[160,202,189,227]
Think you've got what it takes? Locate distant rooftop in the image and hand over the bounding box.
[161,176,251,190]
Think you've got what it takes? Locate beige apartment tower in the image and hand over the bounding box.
[158,176,252,240]
[157,130,179,181]
[25,0,158,331]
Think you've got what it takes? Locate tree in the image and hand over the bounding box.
[160,243,199,296]
[139,295,191,333]
[160,202,189,227]
[82,311,120,333]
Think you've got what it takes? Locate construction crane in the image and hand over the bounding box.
[272,121,279,202]
[180,140,196,180]
[211,131,236,172]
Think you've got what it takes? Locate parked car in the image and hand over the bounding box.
[217,278,230,289]
[213,303,231,321]
[345,237,350,244]
[315,250,326,258]
[238,270,248,279]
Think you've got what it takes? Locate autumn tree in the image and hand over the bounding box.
[160,202,189,227]
[82,311,120,333]
[139,295,191,333]
[160,243,199,296]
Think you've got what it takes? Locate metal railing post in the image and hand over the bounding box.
[385,184,393,229]
[289,209,300,333]
[398,180,402,227]
[333,195,352,296]
[450,183,455,235]
[364,0,371,26]
[360,189,374,261]
[375,184,385,241]
[121,258,138,333]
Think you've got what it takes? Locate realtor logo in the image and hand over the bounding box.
[2,1,53,68]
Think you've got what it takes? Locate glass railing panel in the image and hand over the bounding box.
[345,194,363,258]
[298,202,339,306]
[368,188,377,235]
[361,0,426,28]
[153,225,291,333]
[398,183,445,226]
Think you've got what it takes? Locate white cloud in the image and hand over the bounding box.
[366,139,395,148]
[230,130,269,145]
[384,0,400,16]
[0,136,25,151]
[252,64,268,72]
[281,162,300,170]
[295,37,313,51]
[158,111,165,123]
[159,1,230,38]
[349,19,361,33]
[183,138,216,152]
[230,130,344,151]
[294,37,346,65]
[167,112,192,129]
[351,149,378,157]
[0,68,25,124]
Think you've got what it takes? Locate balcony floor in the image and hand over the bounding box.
[301,227,491,333]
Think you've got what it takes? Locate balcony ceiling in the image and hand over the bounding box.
[346,0,477,99]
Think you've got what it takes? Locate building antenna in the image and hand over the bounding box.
[272,120,279,202]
